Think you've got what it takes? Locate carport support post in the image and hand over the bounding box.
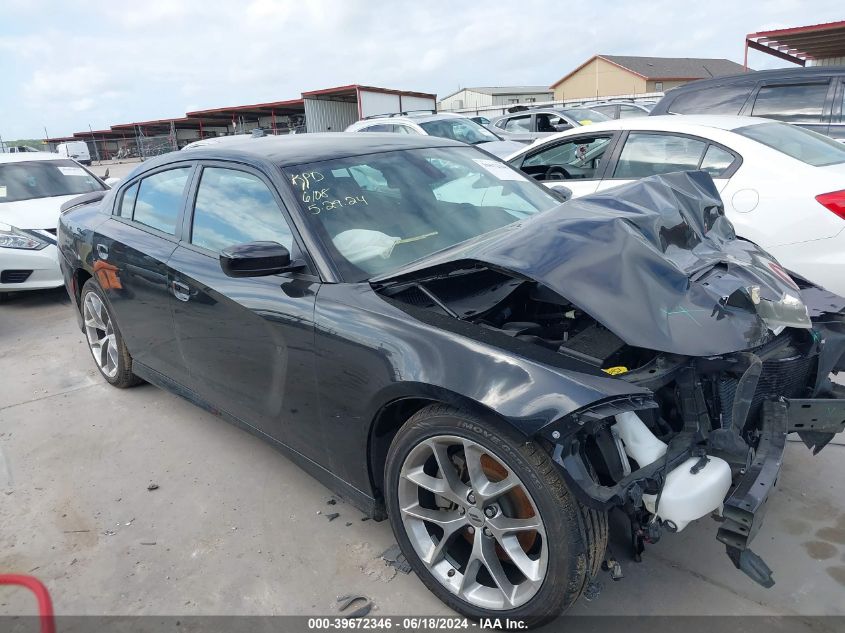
[135,125,145,160]
[88,125,101,163]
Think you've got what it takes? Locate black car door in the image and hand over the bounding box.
[166,161,322,456]
[92,163,194,381]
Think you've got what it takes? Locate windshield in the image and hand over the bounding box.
[0,159,105,203]
[285,146,559,281]
[419,118,500,145]
[735,122,845,167]
[560,108,611,124]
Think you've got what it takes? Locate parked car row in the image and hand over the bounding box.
[54,133,845,626]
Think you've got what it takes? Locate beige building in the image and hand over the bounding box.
[550,55,748,101]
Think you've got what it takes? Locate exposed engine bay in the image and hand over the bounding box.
[374,171,845,588]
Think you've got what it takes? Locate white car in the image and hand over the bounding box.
[505,115,845,296]
[346,112,525,159]
[0,152,108,298]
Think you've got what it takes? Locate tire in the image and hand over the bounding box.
[80,279,142,388]
[384,404,607,628]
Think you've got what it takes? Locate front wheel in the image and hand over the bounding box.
[384,404,606,627]
[80,279,142,388]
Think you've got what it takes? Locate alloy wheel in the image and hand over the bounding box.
[82,291,119,379]
[398,435,548,610]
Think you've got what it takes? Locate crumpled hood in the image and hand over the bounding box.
[375,171,814,357]
[0,194,81,230]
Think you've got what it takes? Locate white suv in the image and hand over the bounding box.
[346,112,524,158]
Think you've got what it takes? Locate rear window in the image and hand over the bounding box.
[0,159,104,203]
[735,122,845,167]
[667,84,753,115]
[750,83,829,123]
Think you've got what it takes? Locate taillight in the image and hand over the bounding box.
[816,190,845,220]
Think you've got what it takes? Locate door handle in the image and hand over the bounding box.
[96,243,109,260]
[171,280,191,302]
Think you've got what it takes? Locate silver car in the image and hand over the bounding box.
[345,112,525,159]
[490,107,610,141]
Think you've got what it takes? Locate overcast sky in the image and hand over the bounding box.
[1,0,842,140]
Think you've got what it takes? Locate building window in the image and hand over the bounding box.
[525,98,536,103]
[508,98,519,104]
[655,82,664,91]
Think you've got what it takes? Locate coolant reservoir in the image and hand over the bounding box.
[643,456,732,531]
[613,411,667,466]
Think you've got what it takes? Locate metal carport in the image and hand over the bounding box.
[745,20,845,67]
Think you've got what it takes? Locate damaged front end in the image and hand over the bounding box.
[373,171,845,588]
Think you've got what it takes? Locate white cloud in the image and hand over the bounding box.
[2,0,844,139]
[25,65,110,101]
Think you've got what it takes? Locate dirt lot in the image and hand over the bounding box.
[1,277,844,618]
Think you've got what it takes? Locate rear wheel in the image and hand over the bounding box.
[384,404,606,627]
[81,279,142,388]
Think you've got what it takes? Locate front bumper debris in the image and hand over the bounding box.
[717,395,845,587]
[716,399,787,587]
[786,389,845,453]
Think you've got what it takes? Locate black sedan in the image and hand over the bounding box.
[57,134,845,626]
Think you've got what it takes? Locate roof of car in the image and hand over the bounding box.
[143,132,467,169]
[0,151,69,164]
[554,114,766,133]
[360,112,465,125]
[660,65,845,94]
[508,116,772,156]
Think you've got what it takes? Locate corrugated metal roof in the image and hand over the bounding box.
[600,55,747,79]
[745,20,845,66]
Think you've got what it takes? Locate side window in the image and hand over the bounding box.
[699,145,736,177]
[117,182,138,217]
[504,116,532,132]
[360,124,392,132]
[535,114,556,132]
[751,83,829,123]
[613,133,707,179]
[619,105,646,118]
[393,124,420,135]
[668,85,753,115]
[191,167,293,253]
[132,167,190,234]
[592,105,618,119]
[520,135,613,181]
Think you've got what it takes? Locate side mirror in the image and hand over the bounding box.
[553,123,572,132]
[546,183,573,202]
[102,168,110,179]
[219,241,302,278]
[104,177,121,187]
